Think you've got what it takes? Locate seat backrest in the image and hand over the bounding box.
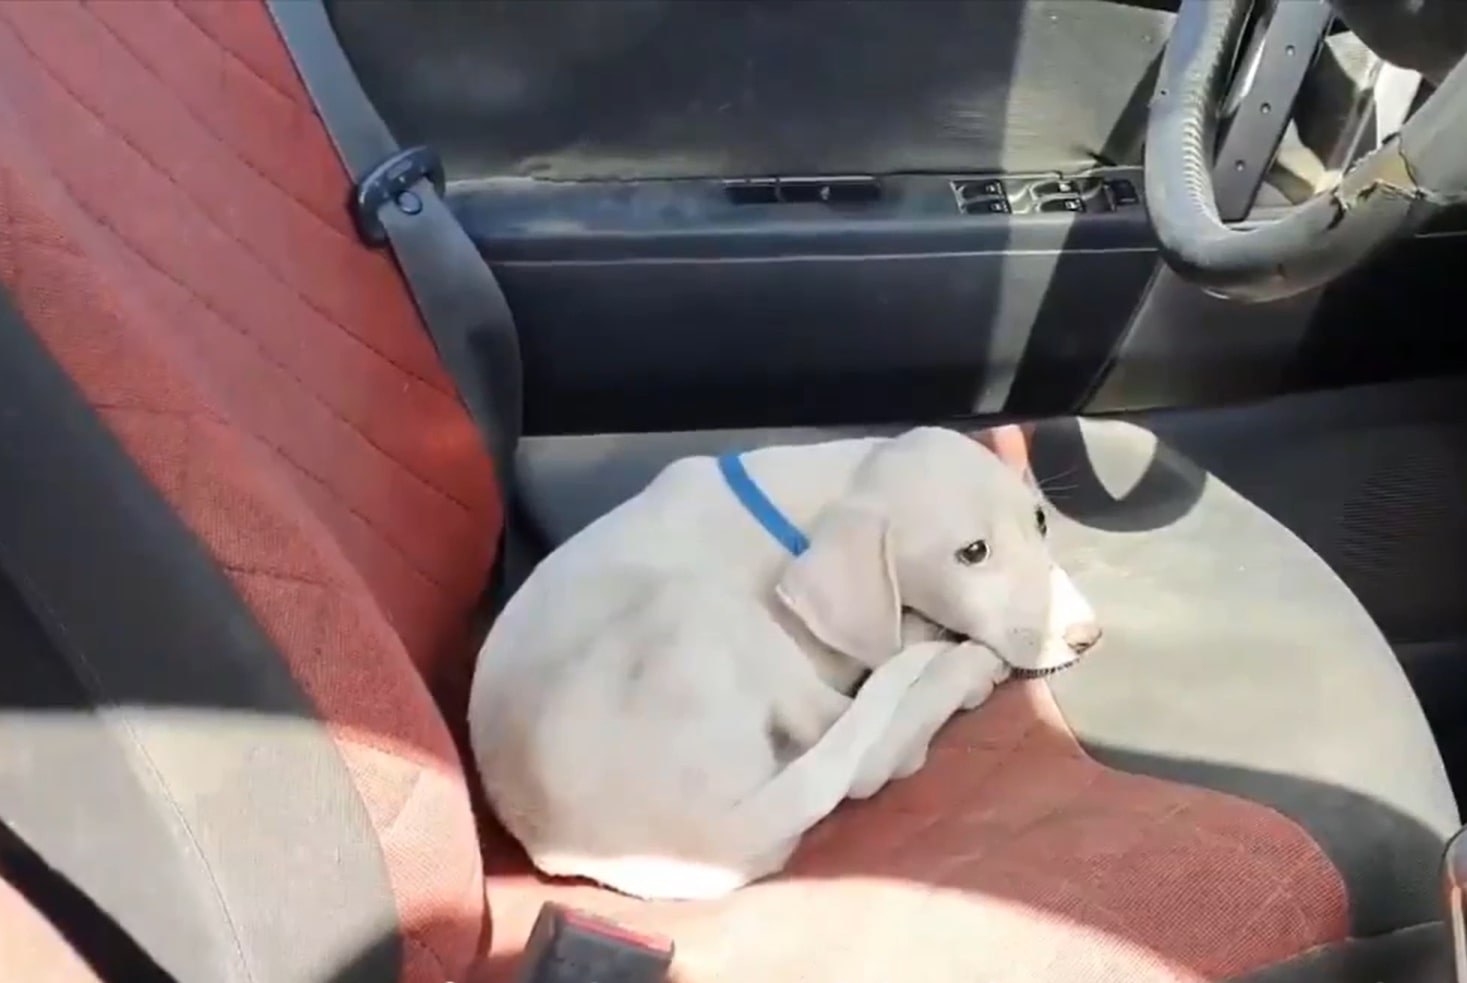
[0,1,501,980]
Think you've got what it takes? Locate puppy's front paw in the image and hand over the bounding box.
[848,770,887,801]
[960,679,997,711]
[954,642,1007,710]
[892,744,928,781]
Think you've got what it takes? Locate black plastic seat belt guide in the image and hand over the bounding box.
[265,0,531,602]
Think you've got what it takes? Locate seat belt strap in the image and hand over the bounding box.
[265,0,530,602]
[0,816,179,983]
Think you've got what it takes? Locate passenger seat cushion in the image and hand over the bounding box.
[1029,418,1459,934]
[0,2,502,980]
[511,416,1461,977]
[481,682,1349,983]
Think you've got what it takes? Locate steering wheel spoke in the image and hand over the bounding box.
[1147,0,1465,301]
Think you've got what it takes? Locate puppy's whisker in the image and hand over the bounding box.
[1038,481,1079,498]
[1036,463,1081,487]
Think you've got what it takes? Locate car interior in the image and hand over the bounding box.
[6,0,1467,981]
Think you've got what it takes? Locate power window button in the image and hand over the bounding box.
[1040,196,1085,214]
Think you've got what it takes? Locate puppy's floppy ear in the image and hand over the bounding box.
[972,423,1036,487]
[776,504,901,667]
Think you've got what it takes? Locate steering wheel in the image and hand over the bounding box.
[1146,0,1467,302]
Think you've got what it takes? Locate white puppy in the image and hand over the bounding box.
[468,427,1098,901]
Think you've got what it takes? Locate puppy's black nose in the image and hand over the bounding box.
[1064,622,1102,654]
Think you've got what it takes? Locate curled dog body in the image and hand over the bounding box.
[468,427,1099,900]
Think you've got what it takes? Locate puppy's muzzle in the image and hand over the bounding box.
[1007,618,1102,679]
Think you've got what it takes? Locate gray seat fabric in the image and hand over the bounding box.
[515,416,1460,937]
[0,285,400,983]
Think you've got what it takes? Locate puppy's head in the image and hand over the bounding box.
[776,427,1099,675]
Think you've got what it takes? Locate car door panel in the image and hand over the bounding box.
[334,0,1174,181]
[333,0,1467,436]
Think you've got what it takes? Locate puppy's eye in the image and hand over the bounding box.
[955,540,989,565]
[1035,507,1048,536]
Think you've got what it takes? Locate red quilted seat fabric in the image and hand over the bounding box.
[481,682,1350,983]
[0,1,499,980]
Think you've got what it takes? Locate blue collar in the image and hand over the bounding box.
[717,453,810,556]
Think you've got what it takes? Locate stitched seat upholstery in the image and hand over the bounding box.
[0,2,497,980]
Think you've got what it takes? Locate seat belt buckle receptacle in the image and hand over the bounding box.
[349,144,446,247]
[511,902,674,983]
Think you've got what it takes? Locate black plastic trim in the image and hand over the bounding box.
[723,176,882,206]
[450,173,1154,263]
